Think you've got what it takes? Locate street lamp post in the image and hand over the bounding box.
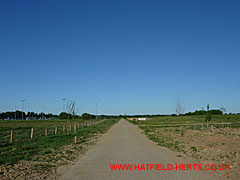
[62,98,66,112]
[15,106,17,119]
[96,103,98,119]
[21,100,26,120]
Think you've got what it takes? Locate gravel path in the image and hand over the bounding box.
[59,119,213,180]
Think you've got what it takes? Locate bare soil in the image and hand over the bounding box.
[149,126,240,179]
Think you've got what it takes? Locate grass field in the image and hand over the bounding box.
[0,119,119,165]
[130,114,240,127]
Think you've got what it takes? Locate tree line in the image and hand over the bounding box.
[0,111,58,120]
[184,109,223,116]
[0,108,238,120]
[0,111,122,120]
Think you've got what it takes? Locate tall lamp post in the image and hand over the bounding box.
[96,103,98,119]
[15,106,17,119]
[62,98,66,112]
[21,100,26,120]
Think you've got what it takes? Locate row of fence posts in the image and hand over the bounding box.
[9,120,106,144]
[179,122,227,131]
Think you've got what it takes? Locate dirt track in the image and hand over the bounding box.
[59,119,213,180]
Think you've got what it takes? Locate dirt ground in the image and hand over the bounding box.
[0,134,101,180]
[148,126,240,179]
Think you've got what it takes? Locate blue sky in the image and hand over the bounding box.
[0,0,239,115]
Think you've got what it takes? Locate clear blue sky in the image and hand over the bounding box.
[0,0,239,115]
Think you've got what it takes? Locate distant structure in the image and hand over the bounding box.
[128,117,147,121]
[128,118,136,121]
[138,118,147,121]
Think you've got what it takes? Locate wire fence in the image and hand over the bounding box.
[138,122,240,130]
[0,120,106,146]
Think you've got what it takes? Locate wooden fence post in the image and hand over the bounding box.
[55,127,57,134]
[31,128,34,139]
[10,130,13,144]
[45,127,48,136]
[74,124,76,133]
[74,136,77,144]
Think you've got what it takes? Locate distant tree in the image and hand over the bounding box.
[82,113,91,120]
[39,112,46,120]
[209,109,222,115]
[59,112,70,119]
[206,104,211,128]
[220,107,227,114]
[173,96,185,116]
[67,99,76,120]
[27,111,36,118]
[16,111,24,119]
[47,113,53,118]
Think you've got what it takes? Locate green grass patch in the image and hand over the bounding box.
[133,114,240,126]
[0,119,119,165]
[140,126,182,152]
